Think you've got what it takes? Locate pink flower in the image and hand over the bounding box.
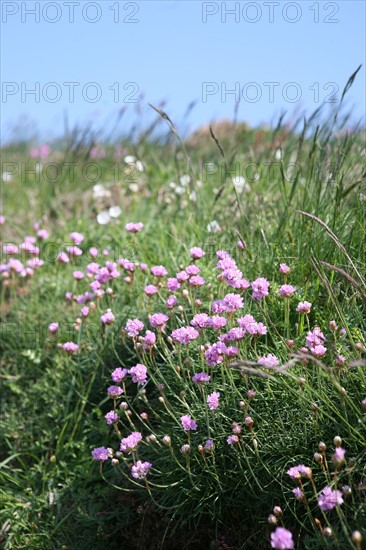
[227,435,239,445]
[278,284,296,297]
[131,460,152,479]
[287,466,301,480]
[279,263,291,275]
[105,410,119,425]
[207,391,220,410]
[190,313,211,330]
[125,319,144,338]
[89,247,98,258]
[120,431,142,452]
[129,363,147,384]
[111,368,128,383]
[145,284,158,296]
[62,342,79,353]
[296,301,312,314]
[149,313,169,329]
[270,527,294,549]
[176,270,189,282]
[258,354,279,368]
[125,222,144,233]
[311,344,327,357]
[167,277,180,291]
[306,327,326,348]
[3,243,19,255]
[293,487,304,500]
[186,264,200,276]
[69,232,84,245]
[107,385,123,398]
[171,326,199,345]
[205,342,227,366]
[142,330,156,350]
[37,229,49,239]
[210,315,227,330]
[57,252,70,264]
[67,245,83,257]
[190,247,205,260]
[318,487,344,511]
[48,322,59,333]
[189,275,205,287]
[73,271,84,280]
[192,372,211,384]
[0,215,5,225]
[166,295,177,309]
[332,447,346,467]
[91,447,109,462]
[151,265,168,277]
[180,414,197,431]
[211,300,227,314]
[223,293,244,312]
[100,310,115,325]
[251,277,270,300]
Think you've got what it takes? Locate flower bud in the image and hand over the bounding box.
[162,435,171,446]
[314,452,323,463]
[333,435,342,447]
[268,514,277,525]
[181,444,191,455]
[111,458,119,467]
[318,441,326,452]
[119,402,128,410]
[355,342,364,352]
[323,527,333,537]
[352,531,362,544]
[273,506,282,517]
[158,396,165,403]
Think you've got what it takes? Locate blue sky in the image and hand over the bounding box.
[1,0,365,142]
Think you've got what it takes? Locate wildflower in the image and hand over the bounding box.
[48,322,59,333]
[258,354,279,368]
[149,313,169,330]
[247,389,256,399]
[111,368,128,383]
[91,447,109,462]
[251,277,270,300]
[81,306,89,317]
[167,277,180,291]
[335,354,346,366]
[125,319,144,338]
[142,330,156,350]
[227,434,239,445]
[171,326,199,345]
[131,460,152,479]
[145,284,158,296]
[180,414,197,431]
[189,275,205,287]
[151,265,168,277]
[237,240,245,249]
[311,344,327,358]
[125,222,144,233]
[176,270,189,282]
[166,295,177,309]
[120,431,142,452]
[69,232,84,245]
[279,263,291,275]
[210,315,227,330]
[3,243,19,255]
[129,364,147,385]
[306,327,326,348]
[57,251,69,263]
[287,466,301,480]
[297,464,312,478]
[181,444,191,455]
[105,410,119,425]
[192,372,211,384]
[89,247,98,258]
[226,346,239,357]
[318,487,344,511]
[278,284,296,297]
[186,264,200,276]
[205,341,227,366]
[204,439,214,452]
[207,391,220,410]
[293,487,304,500]
[107,385,123,398]
[62,342,79,353]
[211,300,227,313]
[190,247,205,260]
[296,301,312,314]
[100,310,115,325]
[332,447,346,467]
[191,313,211,330]
[67,245,83,257]
[244,416,254,428]
[270,527,294,549]
[223,293,244,312]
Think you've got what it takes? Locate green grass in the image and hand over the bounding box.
[1,84,366,549]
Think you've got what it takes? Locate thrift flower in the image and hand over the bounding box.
[166,295,177,309]
[131,460,152,479]
[145,284,158,296]
[180,415,197,431]
[105,410,119,424]
[107,386,123,398]
[69,232,84,245]
[149,313,169,329]
[258,354,279,368]
[91,447,109,462]
[190,247,205,260]
[111,368,128,383]
[318,487,344,511]
[171,326,199,345]
[190,313,211,330]
[227,435,239,445]
[48,322,59,333]
[332,447,346,467]
[192,372,211,384]
[223,293,244,312]
[207,391,220,410]
[270,527,294,549]
[296,301,312,314]
[120,431,142,452]
[204,439,214,452]
[278,284,296,297]
[125,319,144,338]
[251,277,270,300]
[129,364,147,384]
[100,310,115,325]
[151,265,168,277]
[62,342,79,353]
[279,263,291,275]
[125,222,144,233]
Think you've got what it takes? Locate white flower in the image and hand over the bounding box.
[93,183,110,199]
[275,149,282,160]
[175,186,185,195]
[207,220,221,233]
[180,175,191,187]
[124,155,135,164]
[232,176,250,193]
[135,160,144,172]
[189,191,197,202]
[129,184,139,193]
[109,206,122,218]
[97,211,111,225]
[169,182,177,189]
